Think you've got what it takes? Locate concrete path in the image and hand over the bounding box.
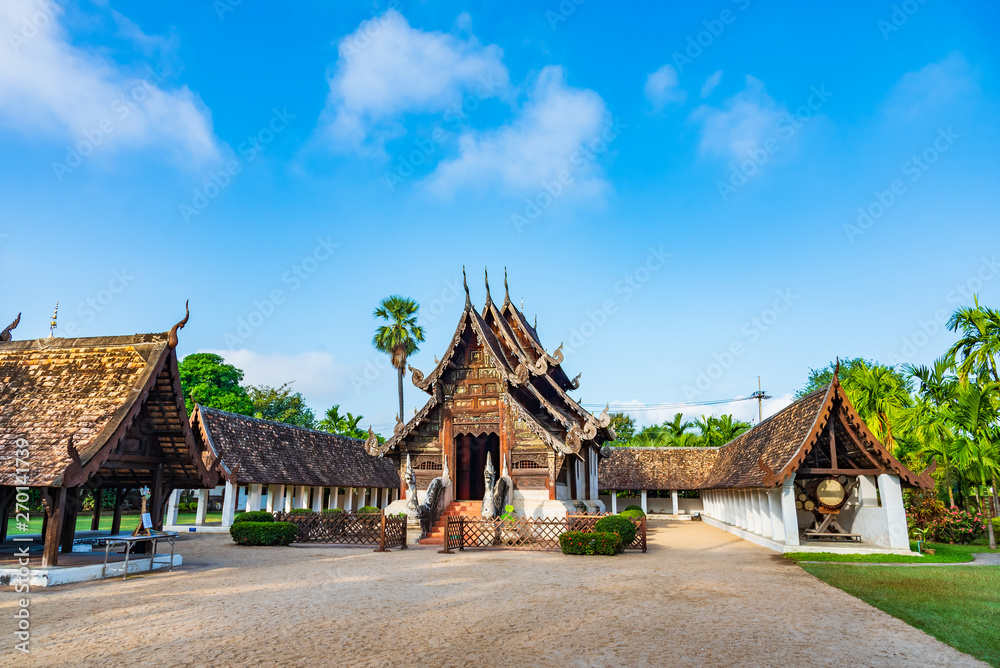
[1,519,986,667]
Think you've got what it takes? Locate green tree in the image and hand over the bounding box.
[178,353,253,417]
[947,296,1000,384]
[662,412,693,439]
[797,357,871,398]
[900,358,959,505]
[373,295,425,423]
[318,404,368,439]
[607,411,636,444]
[840,360,913,453]
[247,383,316,428]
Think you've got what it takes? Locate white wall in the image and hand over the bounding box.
[598,494,703,514]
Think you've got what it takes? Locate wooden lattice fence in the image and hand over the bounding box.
[440,513,647,553]
[273,511,407,551]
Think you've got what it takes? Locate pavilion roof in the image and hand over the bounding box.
[598,446,718,490]
[194,406,399,488]
[0,331,216,488]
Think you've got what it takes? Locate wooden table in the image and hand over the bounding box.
[100,532,178,580]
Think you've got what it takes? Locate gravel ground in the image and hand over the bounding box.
[2,520,985,667]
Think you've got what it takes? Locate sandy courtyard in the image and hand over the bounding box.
[3,520,983,667]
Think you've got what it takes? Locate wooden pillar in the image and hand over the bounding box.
[42,487,67,568]
[150,464,167,531]
[549,453,558,501]
[0,487,13,543]
[110,489,126,535]
[90,487,103,531]
[59,487,81,553]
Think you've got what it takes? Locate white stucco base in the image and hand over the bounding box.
[0,554,182,588]
[702,515,920,555]
[164,524,231,534]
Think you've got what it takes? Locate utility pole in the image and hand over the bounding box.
[749,376,771,424]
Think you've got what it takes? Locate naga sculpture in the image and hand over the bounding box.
[404,454,451,538]
[480,452,513,519]
[1,313,20,342]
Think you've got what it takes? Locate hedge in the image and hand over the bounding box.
[322,508,346,514]
[595,514,637,546]
[233,511,274,524]
[624,504,644,513]
[288,508,316,515]
[620,508,645,520]
[357,506,380,514]
[560,531,622,555]
[230,521,298,546]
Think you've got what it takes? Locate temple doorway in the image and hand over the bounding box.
[455,432,500,501]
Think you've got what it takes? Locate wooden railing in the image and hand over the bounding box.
[273,511,407,551]
[439,513,647,553]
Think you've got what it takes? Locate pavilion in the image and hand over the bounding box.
[164,406,400,531]
[0,309,217,572]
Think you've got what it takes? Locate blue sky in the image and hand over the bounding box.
[2,0,998,434]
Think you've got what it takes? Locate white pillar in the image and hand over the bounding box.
[297,485,310,510]
[329,487,340,510]
[640,489,648,514]
[728,490,736,525]
[345,487,354,512]
[758,490,772,538]
[858,475,878,506]
[767,489,784,542]
[221,481,236,527]
[312,486,324,512]
[283,486,293,513]
[739,491,748,530]
[166,489,181,526]
[749,490,761,534]
[878,474,910,549]
[671,490,679,516]
[610,492,618,514]
[266,484,283,513]
[780,477,800,546]
[246,484,263,512]
[195,489,209,525]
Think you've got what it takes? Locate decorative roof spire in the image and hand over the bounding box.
[0,313,20,342]
[168,300,190,349]
[484,267,491,303]
[504,267,509,302]
[462,266,470,306]
[48,302,58,338]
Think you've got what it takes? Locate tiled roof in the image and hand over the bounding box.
[0,334,214,487]
[194,406,399,488]
[599,446,718,490]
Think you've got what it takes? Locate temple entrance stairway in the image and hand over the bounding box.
[418,500,482,546]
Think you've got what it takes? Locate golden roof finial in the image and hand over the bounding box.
[49,302,59,338]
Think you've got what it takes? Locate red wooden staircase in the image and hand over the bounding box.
[418,501,482,545]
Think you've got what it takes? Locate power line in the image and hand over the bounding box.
[581,395,758,412]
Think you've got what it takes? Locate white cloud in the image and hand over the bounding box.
[691,75,786,161]
[700,70,722,98]
[882,52,978,122]
[0,1,219,162]
[203,349,345,411]
[644,64,685,109]
[423,65,609,197]
[319,9,509,152]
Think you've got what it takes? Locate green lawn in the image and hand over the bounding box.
[786,539,1000,564]
[802,563,1000,667]
[5,512,224,537]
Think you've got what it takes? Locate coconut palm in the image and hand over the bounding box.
[373,296,425,424]
[840,360,912,453]
[947,296,1000,384]
[662,412,693,438]
[944,381,1000,549]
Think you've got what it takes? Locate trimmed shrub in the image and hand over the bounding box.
[357,505,380,514]
[288,508,317,515]
[233,510,274,524]
[230,521,297,546]
[624,504,644,513]
[620,508,645,520]
[906,493,986,544]
[322,508,346,514]
[595,514,637,546]
[560,531,622,555]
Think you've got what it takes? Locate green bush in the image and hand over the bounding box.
[560,531,622,555]
[288,508,316,515]
[595,515,637,546]
[620,508,645,520]
[233,510,274,524]
[230,521,297,546]
[357,506,380,514]
[624,504,644,513]
[322,508,346,514]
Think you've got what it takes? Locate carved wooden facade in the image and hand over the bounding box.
[374,271,614,504]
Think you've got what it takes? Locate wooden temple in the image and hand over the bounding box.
[0,309,217,566]
[370,270,615,518]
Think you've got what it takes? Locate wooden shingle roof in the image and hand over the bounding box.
[598,446,717,490]
[0,333,216,488]
[194,406,399,488]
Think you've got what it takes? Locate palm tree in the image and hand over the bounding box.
[840,360,912,453]
[947,296,1000,384]
[944,381,999,549]
[662,412,693,438]
[373,296,425,424]
[902,358,959,505]
[714,414,751,444]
